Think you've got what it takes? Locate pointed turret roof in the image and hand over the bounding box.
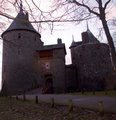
[71,40,76,47]
[70,35,76,47]
[70,41,82,48]
[2,4,40,37]
[70,35,82,48]
[86,23,99,44]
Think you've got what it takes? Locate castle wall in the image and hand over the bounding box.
[74,43,112,90]
[2,30,43,95]
[37,48,66,93]
[70,48,77,65]
[65,65,77,92]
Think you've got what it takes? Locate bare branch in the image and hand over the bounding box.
[104,0,111,10]
[0,11,14,19]
[24,0,40,30]
[71,0,100,17]
[30,16,95,23]
[13,0,18,5]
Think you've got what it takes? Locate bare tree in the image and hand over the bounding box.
[0,0,55,32]
[113,31,116,46]
[49,0,116,70]
[0,0,116,69]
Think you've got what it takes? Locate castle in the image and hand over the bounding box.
[1,7,114,95]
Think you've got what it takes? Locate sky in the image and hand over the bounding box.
[0,0,116,90]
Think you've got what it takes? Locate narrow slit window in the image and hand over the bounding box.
[18,33,21,39]
[35,35,36,41]
[18,50,21,55]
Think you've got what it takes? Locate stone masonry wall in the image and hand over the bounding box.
[37,48,66,93]
[74,43,112,90]
[2,30,43,95]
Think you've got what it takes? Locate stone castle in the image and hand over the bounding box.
[1,8,115,95]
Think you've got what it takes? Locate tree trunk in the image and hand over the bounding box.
[99,0,116,70]
[101,18,116,70]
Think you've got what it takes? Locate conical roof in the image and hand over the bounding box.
[70,35,82,48]
[86,25,99,44]
[70,40,76,47]
[70,40,82,48]
[2,10,40,37]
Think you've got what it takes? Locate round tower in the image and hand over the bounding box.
[1,7,43,95]
[75,43,112,90]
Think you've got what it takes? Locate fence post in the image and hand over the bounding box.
[98,101,104,117]
[9,96,12,99]
[92,89,95,95]
[23,91,26,101]
[68,99,73,113]
[50,97,55,108]
[105,90,108,95]
[35,96,38,104]
[16,95,18,100]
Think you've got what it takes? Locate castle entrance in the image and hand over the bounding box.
[42,74,54,94]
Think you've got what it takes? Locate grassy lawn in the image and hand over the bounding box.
[68,90,116,97]
[0,96,116,120]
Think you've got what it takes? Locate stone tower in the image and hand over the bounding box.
[72,28,112,90]
[1,6,43,95]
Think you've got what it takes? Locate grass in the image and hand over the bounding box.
[68,90,116,97]
[0,96,116,120]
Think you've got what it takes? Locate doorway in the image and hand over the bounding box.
[42,74,54,94]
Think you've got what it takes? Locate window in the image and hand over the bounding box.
[80,54,82,57]
[34,35,36,41]
[39,50,53,58]
[18,50,21,55]
[18,33,21,39]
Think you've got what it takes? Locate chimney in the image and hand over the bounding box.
[57,38,62,44]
